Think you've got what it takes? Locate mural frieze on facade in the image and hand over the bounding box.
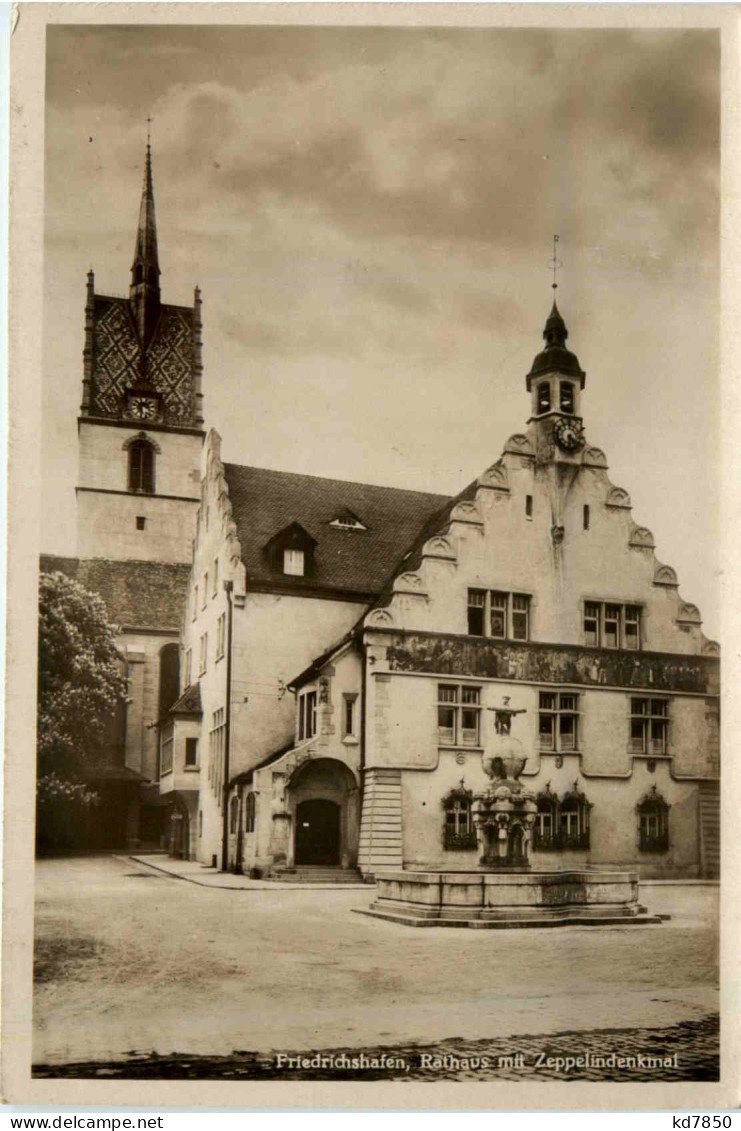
[384,632,719,695]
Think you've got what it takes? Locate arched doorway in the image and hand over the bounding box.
[287,758,359,869]
[295,799,341,865]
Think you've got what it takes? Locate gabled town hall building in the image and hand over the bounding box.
[41,146,720,878]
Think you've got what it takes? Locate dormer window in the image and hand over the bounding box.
[560,382,575,413]
[537,382,551,413]
[265,522,317,579]
[283,549,305,576]
[329,510,367,531]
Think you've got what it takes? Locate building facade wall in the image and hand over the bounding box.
[181,431,369,868]
[76,421,202,562]
[355,421,718,879]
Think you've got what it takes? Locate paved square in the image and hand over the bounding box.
[33,856,718,1076]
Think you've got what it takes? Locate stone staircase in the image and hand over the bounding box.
[269,866,365,884]
[358,767,403,877]
[698,780,720,879]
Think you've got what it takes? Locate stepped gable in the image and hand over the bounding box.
[40,555,190,631]
[222,463,449,596]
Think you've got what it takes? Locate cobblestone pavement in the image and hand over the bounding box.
[34,1016,719,1082]
[34,856,719,1071]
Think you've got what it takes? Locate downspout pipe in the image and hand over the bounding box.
[221,579,234,871]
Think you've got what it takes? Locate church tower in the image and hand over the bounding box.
[76,140,205,562]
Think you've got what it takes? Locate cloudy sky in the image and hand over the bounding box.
[43,22,720,634]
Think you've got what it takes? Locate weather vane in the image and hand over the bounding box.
[146,115,153,145]
[549,234,561,292]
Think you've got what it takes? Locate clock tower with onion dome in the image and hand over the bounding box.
[526,299,586,464]
[76,139,205,563]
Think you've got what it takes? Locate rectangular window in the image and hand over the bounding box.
[202,574,208,608]
[512,595,529,641]
[199,632,208,675]
[209,708,226,798]
[584,602,600,647]
[583,505,590,531]
[625,605,641,651]
[212,558,219,597]
[467,589,486,636]
[467,590,531,640]
[539,691,580,753]
[136,516,146,531]
[185,738,198,768]
[343,694,358,738]
[192,586,198,621]
[630,698,669,754]
[284,549,305,576]
[160,732,174,775]
[490,592,507,638]
[215,613,226,660]
[604,604,620,649]
[299,690,317,740]
[437,684,482,747]
[583,601,642,650]
[525,495,533,519]
[536,809,553,838]
[184,649,192,688]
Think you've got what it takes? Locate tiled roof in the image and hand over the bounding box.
[170,683,202,716]
[223,464,450,596]
[39,556,191,631]
[88,295,198,426]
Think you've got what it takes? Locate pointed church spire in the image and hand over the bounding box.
[130,129,161,349]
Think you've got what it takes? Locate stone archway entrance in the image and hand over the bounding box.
[287,758,359,869]
[295,798,340,865]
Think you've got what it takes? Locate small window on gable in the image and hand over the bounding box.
[329,509,367,531]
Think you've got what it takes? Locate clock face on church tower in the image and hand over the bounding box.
[127,395,159,420]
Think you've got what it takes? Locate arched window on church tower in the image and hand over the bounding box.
[637,786,669,853]
[128,439,155,493]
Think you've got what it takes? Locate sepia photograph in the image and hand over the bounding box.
[4,1,737,1111]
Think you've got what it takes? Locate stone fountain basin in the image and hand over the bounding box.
[357,868,662,928]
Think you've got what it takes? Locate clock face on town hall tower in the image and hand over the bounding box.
[553,415,585,452]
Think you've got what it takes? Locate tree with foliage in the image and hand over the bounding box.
[37,572,127,847]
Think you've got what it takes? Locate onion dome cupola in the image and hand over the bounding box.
[526,301,586,424]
